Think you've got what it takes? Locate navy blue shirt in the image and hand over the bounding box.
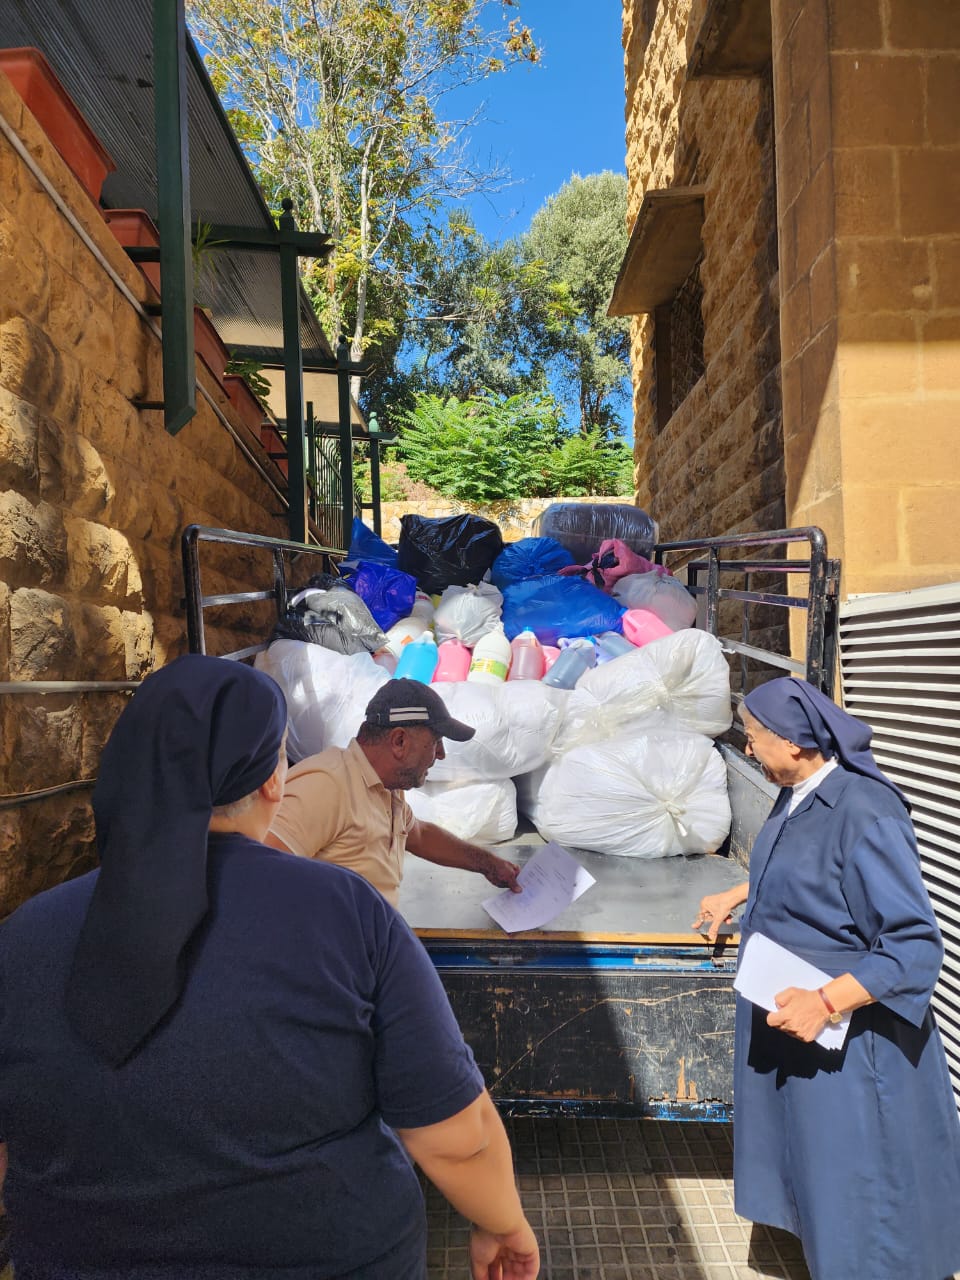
[0,835,484,1278]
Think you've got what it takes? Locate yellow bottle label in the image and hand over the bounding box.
[470,657,508,679]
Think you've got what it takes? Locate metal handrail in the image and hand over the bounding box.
[181,524,339,659]
[653,527,840,696]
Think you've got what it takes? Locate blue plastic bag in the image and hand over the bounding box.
[501,575,627,645]
[344,560,417,631]
[489,537,575,589]
[342,517,398,570]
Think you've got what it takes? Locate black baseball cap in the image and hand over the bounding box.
[363,679,476,742]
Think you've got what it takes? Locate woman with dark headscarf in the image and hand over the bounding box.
[0,656,539,1280]
[694,676,960,1280]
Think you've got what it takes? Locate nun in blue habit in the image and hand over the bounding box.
[694,677,960,1280]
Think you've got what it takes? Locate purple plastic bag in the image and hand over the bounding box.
[346,560,417,631]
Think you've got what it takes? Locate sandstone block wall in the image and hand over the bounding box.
[623,0,784,546]
[0,69,292,915]
[774,0,960,598]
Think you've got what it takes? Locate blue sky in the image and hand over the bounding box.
[457,1,628,240]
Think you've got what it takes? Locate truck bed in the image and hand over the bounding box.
[399,829,747,943]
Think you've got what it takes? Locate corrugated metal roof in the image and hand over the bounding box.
[0,0,342,378]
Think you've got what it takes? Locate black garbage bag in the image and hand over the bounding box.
[397,513,504,594]
[535,502,658,564]
[270,577,387,655]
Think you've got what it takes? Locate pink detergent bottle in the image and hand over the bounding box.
[433,638,472,682]
[508,629,545,680]
[541,645,562,673]
[621,608,674,647]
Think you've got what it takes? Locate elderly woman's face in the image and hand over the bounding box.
[740,708,800,786]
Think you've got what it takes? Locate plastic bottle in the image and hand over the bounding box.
[508,629,545,680]
[411,591,435,623]
[541,645,562,674]
[467,625,512,685]
[595,631,637,662]
[621,608,674,648]
[384,615,429,658]
[433,638,472,683]
[393,633,439,683]
[540,638,596,689]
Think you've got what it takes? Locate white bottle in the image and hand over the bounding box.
[467,625,512,685]
[384,615,428,658]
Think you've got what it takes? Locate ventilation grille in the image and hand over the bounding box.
[839,582,960,1105]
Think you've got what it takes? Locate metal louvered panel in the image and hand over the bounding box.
[840,582,960,1106]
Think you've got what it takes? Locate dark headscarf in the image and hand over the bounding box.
[743,677,908,808]
[66,655,288,1066]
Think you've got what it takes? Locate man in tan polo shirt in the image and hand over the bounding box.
[265,679,521,906]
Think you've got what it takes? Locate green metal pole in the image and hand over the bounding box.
[278,198,309,543]
[368,412,382,537]
[337,335,355,552]
[152,0,195,435]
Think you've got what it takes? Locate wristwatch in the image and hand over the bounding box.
[817,987,843,1025]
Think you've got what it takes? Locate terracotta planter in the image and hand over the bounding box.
[102,208,161,294]
[193,307,230,384]
[0,47,115,202]
[259,424,289,479]
[224,374,268,434]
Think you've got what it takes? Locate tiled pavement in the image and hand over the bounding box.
[424,1116,814,1280]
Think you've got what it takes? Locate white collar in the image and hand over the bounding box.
[788,757,838,813]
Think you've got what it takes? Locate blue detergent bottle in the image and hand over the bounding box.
[392,632,439,683]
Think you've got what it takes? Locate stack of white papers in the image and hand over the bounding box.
[482,842,596,934]
[734,932,851,1050]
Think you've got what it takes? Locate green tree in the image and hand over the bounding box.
[187,0,539,395]
[522,171,632,434]
[544,429,634,497]
[394,390,560,502]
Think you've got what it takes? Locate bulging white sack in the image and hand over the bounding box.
[555,628,732,753]
[255,639,388,762]
[612,571,697,629]
[528,732,731,859]
[433,582,504,646]
[406,777,518,844]
[427,680,566,784]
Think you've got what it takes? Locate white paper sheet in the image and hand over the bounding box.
[734,932,851,1050]
[482,841,596,934]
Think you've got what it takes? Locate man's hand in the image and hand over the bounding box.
[482,853,522,893]
[767,987,829,1042]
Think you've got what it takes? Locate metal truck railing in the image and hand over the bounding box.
[653,526,841,699]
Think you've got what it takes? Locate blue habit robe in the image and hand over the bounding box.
[734,766,960,1280]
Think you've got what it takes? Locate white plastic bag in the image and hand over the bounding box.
[427,680,566,784]
[406,778,518,843]
[433,582,503,646]
[612,571,697,629]
[555,629,732,753]
[528,732,731,858]
[255,639,388,762]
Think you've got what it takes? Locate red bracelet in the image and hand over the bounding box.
[817,987,838,1015]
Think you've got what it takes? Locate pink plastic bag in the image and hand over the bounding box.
[558,539,670,592]
[621,608,674,647]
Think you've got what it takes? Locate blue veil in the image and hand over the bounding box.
[66,655,287,1066]
[743,677,908,808]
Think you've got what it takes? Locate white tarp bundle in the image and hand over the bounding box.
[523,731,731,859]
[255,640,388,762]
[427,680,566,785]
[406,777,518,844]
[555,629,733,754]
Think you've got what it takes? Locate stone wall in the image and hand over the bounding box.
[773,0,960,597]
[623,0,784,544]
[0,68,292,915]
[377,495,638,546]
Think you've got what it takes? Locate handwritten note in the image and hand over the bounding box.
[734,932,851,1050]
[482,841,596,934]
